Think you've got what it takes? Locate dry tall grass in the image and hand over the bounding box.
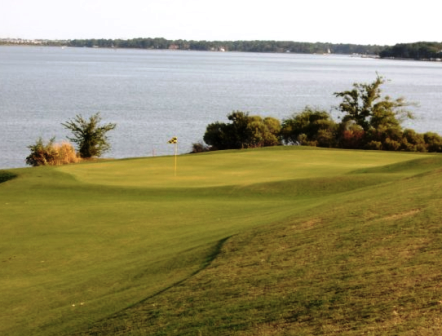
[52,142,81,165]
[26,138,81,166]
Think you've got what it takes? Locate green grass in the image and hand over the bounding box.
[1,146,441,336]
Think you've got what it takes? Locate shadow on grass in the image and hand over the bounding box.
[76,236,231,334]
[0,170,17,184]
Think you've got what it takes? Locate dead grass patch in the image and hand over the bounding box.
[292,218,322,230]
[383,209,421,221]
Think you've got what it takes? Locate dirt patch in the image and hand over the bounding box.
[292,218,322,230]
[383,209,421,221]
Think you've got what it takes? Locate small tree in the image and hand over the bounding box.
[334,75,414,132]
[62,113,116,158]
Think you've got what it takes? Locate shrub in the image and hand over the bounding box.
[52,142,81,165]
[281,107,337,147]
[424,132,442,152]
[365,141,383,150]
[26,138,80,167]
[340,129,365,149]
[296,133,317,146]
[400,129,426,152]
[190,141,210,153]
[203,111,281,150]
[383,138,401,151]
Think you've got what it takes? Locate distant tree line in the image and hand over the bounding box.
[56,38,384,55]
[380,42,442,60]
[196,76,442,153]
[5,38,442,60]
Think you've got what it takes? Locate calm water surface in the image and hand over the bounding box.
[1,46,442,169]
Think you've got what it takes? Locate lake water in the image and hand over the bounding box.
[1,46,442,169]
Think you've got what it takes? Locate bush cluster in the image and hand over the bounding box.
[26,113,116,167]
[25,138,80,167]
[198,76,442,154]
[279,109,442,152]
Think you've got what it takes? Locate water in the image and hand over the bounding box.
[1,46,442,169]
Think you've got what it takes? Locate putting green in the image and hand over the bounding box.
[58,147,429,188]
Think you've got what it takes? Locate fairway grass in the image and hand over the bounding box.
[1,146,441,336]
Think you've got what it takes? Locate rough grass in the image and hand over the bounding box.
[1,146,441,336]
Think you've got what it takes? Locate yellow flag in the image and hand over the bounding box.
[168,136,178,144]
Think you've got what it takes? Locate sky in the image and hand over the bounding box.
[0,0,440,46]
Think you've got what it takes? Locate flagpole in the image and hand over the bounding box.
[174,142,177,177]
[168,136,178,177]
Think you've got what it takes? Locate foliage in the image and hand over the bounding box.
[199,76,441,154]
[424,132,442,152]
[334,75,414,132]
[380,42,442,60]
[400,129,427,152]
[338,123,365,149]
[62,38,384,55]
[25,137,80,166]
[203,111,281,150]
[62,113,116,158]
[280,107,337,147]
[247,116,281,147]
[190,141,210,153]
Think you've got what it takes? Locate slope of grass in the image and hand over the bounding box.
[76,155,442,336]
[0,147,440,336]
[99,181,442,335]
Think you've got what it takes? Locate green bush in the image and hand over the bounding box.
[424,132,442,152]
[383,138,401,151]
[190,141,210,153]
[365,141,383,150]
[280,107,337,147]
[203,111,281,150]
[400,129,426,152]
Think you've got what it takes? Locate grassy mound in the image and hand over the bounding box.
[1,147,441,336]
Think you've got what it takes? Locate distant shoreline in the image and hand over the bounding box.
[0,37,384,56]
[2,44,442,63]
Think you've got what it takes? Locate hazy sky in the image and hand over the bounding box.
[1,0,439,45]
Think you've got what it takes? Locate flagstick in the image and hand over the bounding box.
[174,142,177,177]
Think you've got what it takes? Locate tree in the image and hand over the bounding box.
[334,75,413,132]
[62,113,116,158]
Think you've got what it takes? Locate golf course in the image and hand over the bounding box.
[2,146,442,335]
